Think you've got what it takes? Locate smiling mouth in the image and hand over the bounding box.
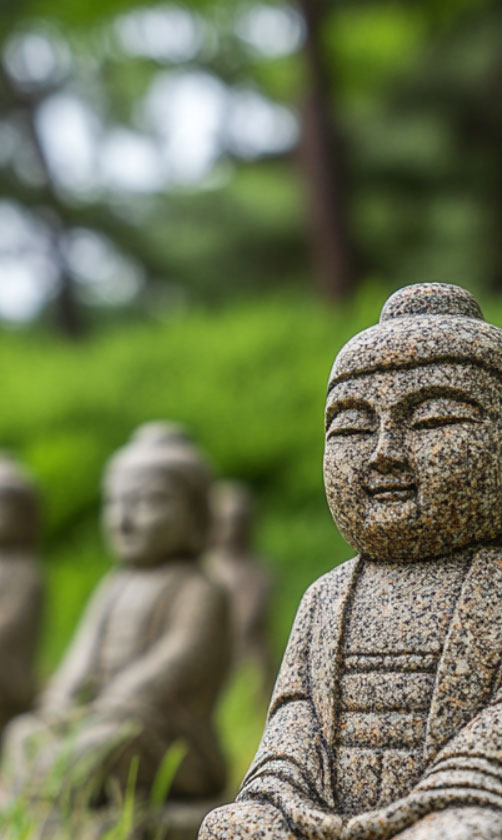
[365,483,417,501]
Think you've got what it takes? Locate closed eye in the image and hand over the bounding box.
[139,491,173,504]
[327,408,375,438]
[410,398,482,430]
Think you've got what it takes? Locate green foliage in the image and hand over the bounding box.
[0,725,188,838]
[1,0,500,329]
[0,799,35,840]
[1,0,500,828]
[102,757,139,840]
[217,664,268,783]
[2,291,355,650]
[149,742,187,809]
[2,285,499,666]
[325,5,427,102]
[1,286,502,836]
[0,0,151,31]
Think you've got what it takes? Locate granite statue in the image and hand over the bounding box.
[3,424,230,807]
[200,283,502,840]
[206,480,275,695]
[0,455,43,735]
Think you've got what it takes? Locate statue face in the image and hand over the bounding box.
[212,496,251,550]
[103,465,194,566]
[324,363,502,560]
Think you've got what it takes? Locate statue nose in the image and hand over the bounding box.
[116,501,134,531]
[368,420,408,474]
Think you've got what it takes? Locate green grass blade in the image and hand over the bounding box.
[150,741,187,808]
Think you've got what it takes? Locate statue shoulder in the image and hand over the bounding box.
[303,556,359,604]
[0,552,44,596]
[285,557,359,638]
[171,561,229,610]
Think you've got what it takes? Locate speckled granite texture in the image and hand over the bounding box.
[199,283,502,840]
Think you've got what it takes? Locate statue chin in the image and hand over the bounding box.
[339,526,500,564]
[332,496,502,562]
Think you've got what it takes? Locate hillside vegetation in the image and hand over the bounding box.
[3,283,501,784]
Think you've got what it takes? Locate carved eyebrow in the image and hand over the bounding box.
[325,397,374,430]
[397,385,483,412]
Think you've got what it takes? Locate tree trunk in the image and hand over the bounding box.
[54,275,85,340]
[21,83,86,339]
[297,0,356,299]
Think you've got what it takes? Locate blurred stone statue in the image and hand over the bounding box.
[3,424,230,809]
[206,481,275,696]
[201,283,502,840]
[0,455,43,735]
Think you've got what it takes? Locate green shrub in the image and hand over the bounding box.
[1,283,500,801]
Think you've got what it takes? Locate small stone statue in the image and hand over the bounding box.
[200,283,502,840]
[206,481,275,696]
[0,455,43,735]
[4,425,230,805]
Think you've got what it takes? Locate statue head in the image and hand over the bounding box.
[210,481,254,551]
[102,422,212,566]
[324,283,502,561]
[0,455,39,549]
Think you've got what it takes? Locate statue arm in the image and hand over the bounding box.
[0,561,42,645]
[0,561,43,708]
[40,576,116,714]
[343,693,502,840]
[200,580,341,840]
[93,572,231,715]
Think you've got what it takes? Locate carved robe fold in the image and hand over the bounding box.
[6,562,230,800]
[201,545,502,839]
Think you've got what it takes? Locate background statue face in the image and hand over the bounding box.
[103,464,195,566]
[210,481,253,551]
[324,362,502,561]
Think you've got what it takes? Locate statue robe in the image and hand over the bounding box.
[6,561,230,800]
[200,545,502,839]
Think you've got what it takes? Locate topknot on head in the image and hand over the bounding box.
[107,420,209,480]
[131,420,192,448]
[329,282,501,387]
[379,283,484,323]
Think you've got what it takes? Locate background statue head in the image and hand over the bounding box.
[210,480,254,552]
[324,283,502,561]
[0,454,39,549]
[103,422,212,566]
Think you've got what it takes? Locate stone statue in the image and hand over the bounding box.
[206,481,275,696]
[0,455,43,735]
[200,283,502,840]
[3,425,230,807]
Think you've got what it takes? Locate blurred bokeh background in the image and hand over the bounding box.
[0,0,501,785]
